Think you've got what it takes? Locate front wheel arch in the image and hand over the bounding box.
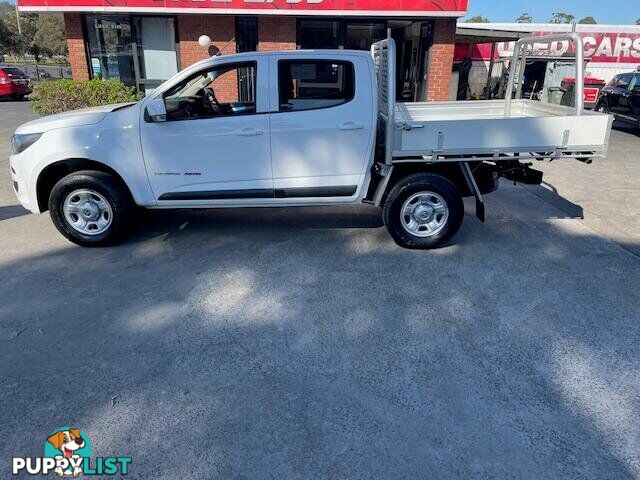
[36,159,133,213]
[595,99,610,113]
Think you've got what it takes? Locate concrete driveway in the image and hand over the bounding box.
[1,100,639,479]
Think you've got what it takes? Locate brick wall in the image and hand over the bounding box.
[177,15,236,67]
[425,18,456,101]
[177,15,237,101]
[258,17,296,51]
[64,13,89,81]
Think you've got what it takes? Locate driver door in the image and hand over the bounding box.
[140,58,273,204]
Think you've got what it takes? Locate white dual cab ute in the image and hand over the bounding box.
[10,34,612,249]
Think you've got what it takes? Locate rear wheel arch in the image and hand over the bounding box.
[383,172,465,249]
[373,162,490,207]
[36,159,133,212]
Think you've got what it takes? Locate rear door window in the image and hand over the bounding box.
[277,60,355,112]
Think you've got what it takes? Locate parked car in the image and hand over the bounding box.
[9,35,612,249]
[0,66,32,100]
[595,72,640,128]
[560,76,606,110]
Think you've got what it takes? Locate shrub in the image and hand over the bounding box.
[30,79,143,116]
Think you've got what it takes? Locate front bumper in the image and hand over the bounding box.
[9,154,39,213]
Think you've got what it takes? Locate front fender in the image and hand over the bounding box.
[27,107,156,211]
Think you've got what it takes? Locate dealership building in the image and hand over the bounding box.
[456,23,640,98]
[16,0,469,101]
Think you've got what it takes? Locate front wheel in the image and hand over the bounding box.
[595,101,609,114]
[383,173,464,249]
[48,170,133,247]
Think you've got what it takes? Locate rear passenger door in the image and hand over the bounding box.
[268,55,375,201]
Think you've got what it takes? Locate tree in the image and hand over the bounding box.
[515,13,533,23]
[0,3,67,61]
[0,16,16,54]
[464,15,490,23]
[636,18,640,25]
[578,16,597,24]
[549,12,575,24]
[33,14,67,58]
[0,5,38,58]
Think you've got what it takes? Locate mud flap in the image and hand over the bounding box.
[459,162,485,223]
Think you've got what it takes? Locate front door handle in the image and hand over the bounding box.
[339,121,364,131]
[236,128,264,137]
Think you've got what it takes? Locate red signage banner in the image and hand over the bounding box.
[17,0,468,15]
[456,31,640,64]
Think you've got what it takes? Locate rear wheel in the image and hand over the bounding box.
[383,173,464,249]
[12,94,25,101]
[48,170,133,247]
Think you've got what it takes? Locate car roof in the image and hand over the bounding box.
[0,66,27,74]
[190,48,371,69]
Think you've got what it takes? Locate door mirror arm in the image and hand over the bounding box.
[146,98,167,123]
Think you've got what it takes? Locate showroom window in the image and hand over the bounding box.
[236,17,258,53]
[84,14,178,91]
[298,20,341,50]
[298,19,386,51]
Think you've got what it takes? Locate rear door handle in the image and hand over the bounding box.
[236,128,264,137]
[339,121,364,131]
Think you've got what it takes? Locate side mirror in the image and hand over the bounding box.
[146,98,167,122]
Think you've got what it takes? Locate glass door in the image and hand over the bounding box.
[85,15,135,86]
[133,16,178,93]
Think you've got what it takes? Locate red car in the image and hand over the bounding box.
[0,66,32,100]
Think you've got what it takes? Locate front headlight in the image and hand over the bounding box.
[11,133,42,155]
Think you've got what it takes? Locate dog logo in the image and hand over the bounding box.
[44,427,92,477]
[12,426,131,476]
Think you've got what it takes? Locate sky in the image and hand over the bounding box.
[464,0,639,25]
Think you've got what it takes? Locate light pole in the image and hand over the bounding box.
[15,3,26,59]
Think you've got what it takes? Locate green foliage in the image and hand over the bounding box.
[0,2,67,61]
[464,15,490,23]
[549,12,575,24]
[30,79,143,116]
[515,12,533,23]
[0,15,15,53]
[578,16,597,24]
[33,14,67,57]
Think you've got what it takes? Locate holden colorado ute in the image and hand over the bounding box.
[9,35,612,249]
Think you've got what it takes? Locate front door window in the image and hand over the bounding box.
[163,62,257,121]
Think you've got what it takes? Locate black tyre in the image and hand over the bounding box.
[383,173,464,249]
[595,101,609,114]
[12,94,25,101]
[48,170,133,247]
